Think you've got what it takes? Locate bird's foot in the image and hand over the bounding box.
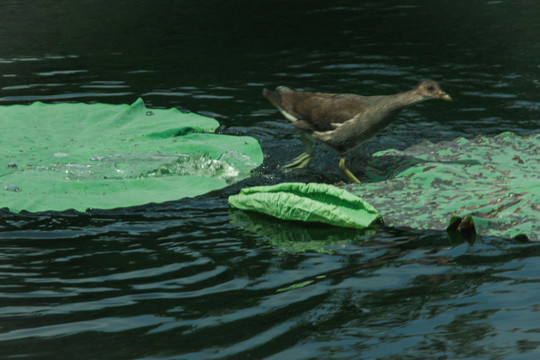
[282,152,312,169]
[342,168,362,184]
[339,157,361,184]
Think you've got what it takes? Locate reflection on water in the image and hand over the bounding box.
[229,209,378,254]
[0,0,539,359]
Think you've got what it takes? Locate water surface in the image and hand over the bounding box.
[1,1,539,359]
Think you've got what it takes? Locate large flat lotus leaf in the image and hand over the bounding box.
[228,182,381,229]
[1,99,263,212]
[341,132,539,240]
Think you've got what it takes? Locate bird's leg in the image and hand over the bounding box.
[339,157,361,183]
[283,133,313,169]
[283,152,312,169]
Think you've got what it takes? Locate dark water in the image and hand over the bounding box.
[1,1,539,359]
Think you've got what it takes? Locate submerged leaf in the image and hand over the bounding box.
[276,280,315,293]
[229,132,537,241]
[343,132,539,240]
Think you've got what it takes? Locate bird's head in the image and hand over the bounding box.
[415,79,452,102]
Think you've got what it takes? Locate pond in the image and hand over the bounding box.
[1,1,539,359]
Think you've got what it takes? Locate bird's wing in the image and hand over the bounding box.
[290,93,369,131]
[264,87,370,132]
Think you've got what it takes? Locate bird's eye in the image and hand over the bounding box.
[427,84,434,91]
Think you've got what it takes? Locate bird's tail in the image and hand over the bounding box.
[262,87,298,122]
[262,88,282,108]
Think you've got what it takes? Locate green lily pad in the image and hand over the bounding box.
[1,98,263,212]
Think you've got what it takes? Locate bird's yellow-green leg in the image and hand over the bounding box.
[283,152,312,169]
[339,157,361,183]
[283,133,313,169]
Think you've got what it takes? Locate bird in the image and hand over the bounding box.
[262,79,452,183]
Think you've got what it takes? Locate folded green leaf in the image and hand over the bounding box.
[228,182,381,229]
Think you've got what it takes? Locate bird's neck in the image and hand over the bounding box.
[382,89,426,112]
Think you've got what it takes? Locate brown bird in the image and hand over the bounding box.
[263,79,452,183]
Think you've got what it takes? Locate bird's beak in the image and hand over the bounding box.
[438,90,452,102]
